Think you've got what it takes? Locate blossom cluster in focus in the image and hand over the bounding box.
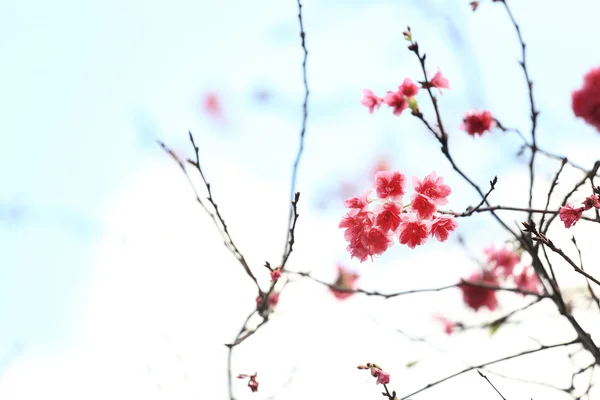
[339,171,458,262]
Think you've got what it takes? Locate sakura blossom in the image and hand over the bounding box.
[430,216,458,242]
[374,171,406,200]
[340,170,457,261]
[460,271,499,312]
[559,204,584,228]
[461,109,495,137]
[582,195,600,210]
[429,68,450,93]
[572,66,600,132]
[433,314,456,335]
[397,213,431,249]
[270,267,282,282]
[374,202,402,233]
[484,245,520,278]
[412,172,452,205]
[383,90,409,116]
[410,193,437,220]
[330,265,360,300]
[256,292,280,315]
[399,78,419,98]
[514,266,542,295]
[361,89,384,114]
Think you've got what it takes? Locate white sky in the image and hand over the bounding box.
[1,0,600,399]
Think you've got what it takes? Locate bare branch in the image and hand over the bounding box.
[399,339,580,399]
[477,370,507,400]
[285,270,548,299]
[282,0,309,258]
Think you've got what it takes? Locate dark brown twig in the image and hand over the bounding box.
[461,176,498,216]
[524,222,600,288]
[571,236,600,312]
[542,161,600,234]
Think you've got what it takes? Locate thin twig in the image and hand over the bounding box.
[283,0,309,258]
[477,370,507,400]
[495,119,598,177]
[159,137,260,290]
[539,158,568,231]
[572,236,600,312]
[285,270,548,298]
[461,176,498,216]
[542,161,600,234]
[524,222,600,288]
[399,339,580,399]
[443,205,600,223]
[496,0,539,224]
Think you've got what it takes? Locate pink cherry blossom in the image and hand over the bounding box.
[383,91,408,116]
[330,265,360,300]
[361,89,384,114]
[376,371,390,385]
[398,213,431,249]
[514,266,542,296]
[339,211,374,243]
[582,195,600,210]
[433,314,456,335]
[411,193,437,220]
[399,78,419,98]
[270,268,282,282]
[374,171,406,200]
[572,66,600,132]
[360,227,392,258]
[256,292,279,306]
[429,68,450,93]
[412,172,452,205]
[461,109,495,137]
[460,271,499,312]
[340,211,391,262]
[430,216,458,242]
[374,202,402,233]
[559,205,584,228]
[344,190,371,211]
[484,245,520,278]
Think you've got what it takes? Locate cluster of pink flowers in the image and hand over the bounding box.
[339,171,458,262]
[237,373,259,392]
[459,245,542,312]
[572,66,600,132]
[357,363,390,386]
[559,193,600,228]
[361,73,449,117]
[330,265,360,300]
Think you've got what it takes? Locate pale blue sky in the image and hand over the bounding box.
[1,0,600,398]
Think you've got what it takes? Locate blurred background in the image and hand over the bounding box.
[1,0,600,398]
